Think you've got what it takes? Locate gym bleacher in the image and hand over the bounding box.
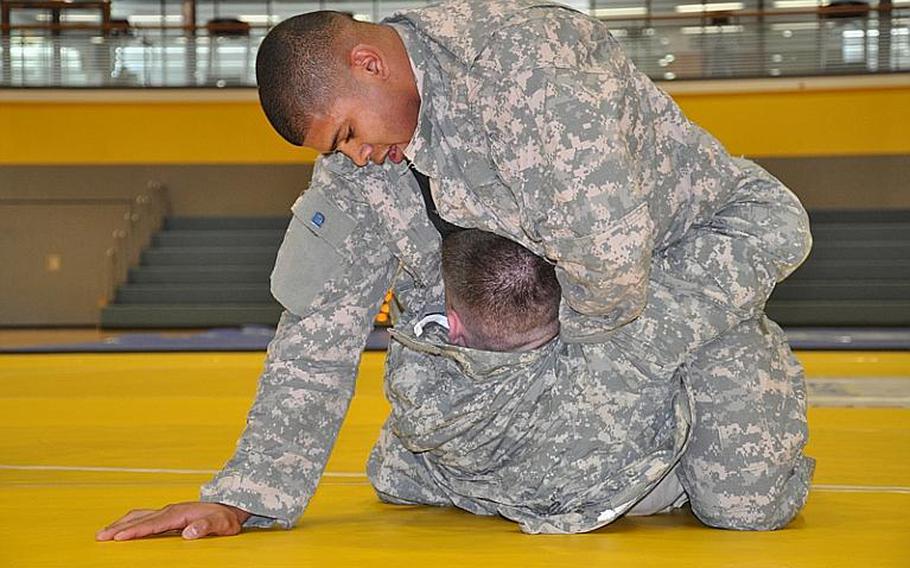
[95,210,910,345]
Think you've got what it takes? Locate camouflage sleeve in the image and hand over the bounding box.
[475,14,660,331]
[200,159,398,528]
[478,63,654,331]
[475,13,810,347]
[478,69,810,353]
[584,161,812,369]
[659,159,812,319]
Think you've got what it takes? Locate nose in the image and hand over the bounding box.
[341,141,374,167]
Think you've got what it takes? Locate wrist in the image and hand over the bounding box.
[220,503,252,524]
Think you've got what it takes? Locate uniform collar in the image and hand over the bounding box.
[383,1,557,68]
[389,317,562,381]
[393,26,424,165]
[386,22,439,179]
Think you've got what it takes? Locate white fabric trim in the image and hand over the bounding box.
[414,313,449,337]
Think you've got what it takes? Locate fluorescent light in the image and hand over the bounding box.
[843,29,878,38]
[675,3,744,13]
[210,46,248,54]
[35,14,101,23]
[594,7,648,17]
[771,22,820,31]
[681,24,744,34]
[772,0,828,8]
[127,15,183,25]
[237,15,282,25]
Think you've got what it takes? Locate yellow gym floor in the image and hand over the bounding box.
[1,351,908,567]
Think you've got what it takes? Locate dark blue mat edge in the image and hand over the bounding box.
[2,327,909,354]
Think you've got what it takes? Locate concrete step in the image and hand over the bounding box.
[100,304,283,328]
[153,230,285,247]
[141,246,278,266]
[116,284,275,304]
[766,300,910,327]
[129,265,271,284]
[164,217,289,231]
[803,241,910,261]
[809,210,910,224]
[791,260,910,280]
[811,223,910,241]
[770,281,910,301]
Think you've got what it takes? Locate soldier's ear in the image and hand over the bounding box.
[349,44,388,80]
[447,310,468,347]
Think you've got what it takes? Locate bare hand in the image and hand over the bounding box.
[96,502,252,541]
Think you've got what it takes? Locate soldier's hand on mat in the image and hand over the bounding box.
[96,501,251,541]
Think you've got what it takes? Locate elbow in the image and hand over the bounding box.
[779,195,813,280]
[755,176,812,282]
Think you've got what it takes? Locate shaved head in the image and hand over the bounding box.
[256,11,357,145]
[442,230,561,352]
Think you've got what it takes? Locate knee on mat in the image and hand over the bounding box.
[688,456,815,531]
[689,499,797,531]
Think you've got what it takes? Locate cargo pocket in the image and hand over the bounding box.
[270,189,358,316]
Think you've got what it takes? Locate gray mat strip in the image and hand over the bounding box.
[784,328,910,350]
[808,378,910,407]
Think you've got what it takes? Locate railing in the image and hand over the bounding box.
[0,187,168,313]
[0,4,907,86]
[103,182,169,307]
[604,5,909,79]
[608,6,910,79]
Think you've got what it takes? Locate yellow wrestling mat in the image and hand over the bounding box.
[1,351,908,567]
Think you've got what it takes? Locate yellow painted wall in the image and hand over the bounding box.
[674,86,910,158]
[0,98,319,165]
[1,80,908,165]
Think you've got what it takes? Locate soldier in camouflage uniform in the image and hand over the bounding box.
[97,0,813,541]
[368,215,811,535]
[367,229,693,534]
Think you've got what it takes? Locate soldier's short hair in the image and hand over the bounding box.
[442,230,561,351]
[256,11,355,146]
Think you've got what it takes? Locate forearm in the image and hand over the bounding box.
[475,44,809,351]
[662,159,811,313]
[199,162,399,528]
[598,162,812,367]
[200,311,363,528]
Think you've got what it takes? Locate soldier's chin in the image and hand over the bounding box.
[387,145,404,164]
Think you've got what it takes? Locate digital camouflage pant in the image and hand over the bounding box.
[678,315,814,530]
